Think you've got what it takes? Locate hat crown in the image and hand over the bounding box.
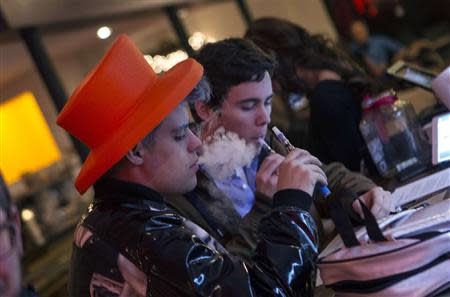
[57,36,157,149]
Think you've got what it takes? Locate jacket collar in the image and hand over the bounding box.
[93,177,165,206]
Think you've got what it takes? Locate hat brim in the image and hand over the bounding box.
[74,59,203,194]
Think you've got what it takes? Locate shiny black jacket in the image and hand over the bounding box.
[68,178,318,297]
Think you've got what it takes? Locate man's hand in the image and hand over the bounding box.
[352,187,392,219]
[256,153,284,198]
[277,149,327,196]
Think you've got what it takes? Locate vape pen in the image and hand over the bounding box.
[259,138,276,154]
[271,126,331,197]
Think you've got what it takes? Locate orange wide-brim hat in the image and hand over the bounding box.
[57,35,203,194]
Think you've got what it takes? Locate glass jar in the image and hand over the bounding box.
[360,91,430,179]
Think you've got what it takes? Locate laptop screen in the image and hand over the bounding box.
[433,112,450,164]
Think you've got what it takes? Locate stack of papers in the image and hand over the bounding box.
[391,168,450,210]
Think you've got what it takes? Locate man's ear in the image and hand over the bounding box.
[194,101,216,121]
[125,142,146,165]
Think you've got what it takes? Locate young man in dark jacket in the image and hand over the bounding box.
[59,34,327,297]
[166,38,392,260]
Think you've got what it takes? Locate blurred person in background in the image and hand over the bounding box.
[245,17,379,174]
[349,19,437,78]
[0,174,39,297]
[349,19,406,78]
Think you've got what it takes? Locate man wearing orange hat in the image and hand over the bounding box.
[58,35,327,296]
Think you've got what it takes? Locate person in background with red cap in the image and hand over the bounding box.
[58,34,326,297]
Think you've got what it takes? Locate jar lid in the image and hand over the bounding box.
[363,90,397,112]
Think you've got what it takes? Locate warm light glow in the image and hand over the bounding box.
[143,32,215,73]
[188,32,215,51]
[21,208,34,221]
[0,92,61,184]
[188,32,205,50]
[144,50,188,74]
[97,26,112,39]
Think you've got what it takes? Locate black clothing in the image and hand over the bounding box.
[308,80,366,172]
[69,231,124,296]
[69,178,318,296]
[20,286,40,297]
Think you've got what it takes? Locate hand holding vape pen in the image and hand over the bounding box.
[271,127,331,197]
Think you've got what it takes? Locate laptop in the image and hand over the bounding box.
[432,112,450,165]
[387,60,437,90]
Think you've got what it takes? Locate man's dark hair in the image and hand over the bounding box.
[195,38,276,109]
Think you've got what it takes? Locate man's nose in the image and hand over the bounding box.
[188,130,203,153]
[256,105,270,126]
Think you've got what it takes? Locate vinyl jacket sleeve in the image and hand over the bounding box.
[81,180,318,297]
